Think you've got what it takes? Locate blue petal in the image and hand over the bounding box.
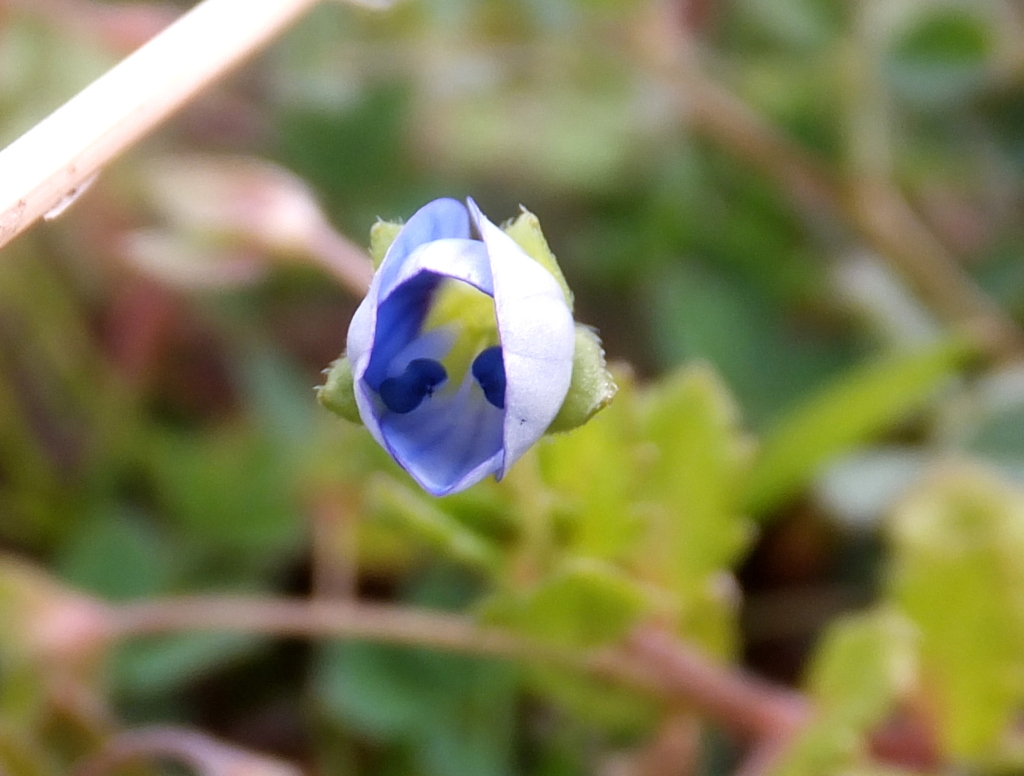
[377,198,471,297]
[347,197,575,496]
[362,238,492,390]
[347,228,498,488]
[362,272,439,390]
[380,374,505,495]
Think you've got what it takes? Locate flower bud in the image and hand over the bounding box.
[320,198,615,495]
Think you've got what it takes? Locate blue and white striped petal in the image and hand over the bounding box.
[345,197,575,496]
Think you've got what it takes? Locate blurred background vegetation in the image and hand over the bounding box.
[6,0,1024,774]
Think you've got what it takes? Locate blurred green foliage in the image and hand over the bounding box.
[4,0,1024,774]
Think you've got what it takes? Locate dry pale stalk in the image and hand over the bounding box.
[0,0,337,251]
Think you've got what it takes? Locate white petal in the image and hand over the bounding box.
[380,238,493,301]
[466,199,575,475]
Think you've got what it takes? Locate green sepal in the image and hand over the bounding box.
[369,219,403,269]
[503,207,574,311]
[317,356,362,424]
[547,325,617,434]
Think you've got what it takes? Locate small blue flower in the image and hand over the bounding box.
[346,198,575,495]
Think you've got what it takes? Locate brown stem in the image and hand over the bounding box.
[72,726,301,776]
[106,596,811,746]
[631,714,702,776]
[732,737,794,776]
[641,0,1024,362]
[625,627,811,742]
[308,489,361,599]
[305,220,374,297]
[109,596,533,658]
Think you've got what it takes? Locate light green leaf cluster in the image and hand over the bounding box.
[775,463,1024,775]
[341,362,751,729]
[886,466,1024,762]
[774,609,919,776]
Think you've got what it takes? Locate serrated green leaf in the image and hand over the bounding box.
[806,608,917,732]
[539,369,641,562]
[745,340,970,515]
[639,363,754,594]
[482,557,649,648]
[887,466,1024,759]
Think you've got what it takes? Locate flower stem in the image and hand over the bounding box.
[72,726,301,776]
[0,0,343,251]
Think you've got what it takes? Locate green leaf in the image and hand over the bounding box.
[316,642,519,776]
[639,363,754,593]
[886,466,1024,758]
[519,664,658,734]
[482,557,649,649]
[56,504,172,601]
[539,369,642,563]
[146,427,302,558]
[317,641,451,738]
[806,608,917,732]
[317,355,362,424]
[886,7,992,107]
[112,633,267,697]
[370,219,403,269]
[745,340,971,515]
[368,476,502,574]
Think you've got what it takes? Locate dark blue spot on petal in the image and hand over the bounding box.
[379,358,447,414]
[472,346,506,410]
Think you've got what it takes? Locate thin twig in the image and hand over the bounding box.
[0,0,331,251]
[641,0,1024,361]
[106,595,814,745]
[631,714,702,776]
[308,489,361,599]
[72,726,301,776]
[732,737,795,776]
[625,627,811,742]
[109,596,534,657]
